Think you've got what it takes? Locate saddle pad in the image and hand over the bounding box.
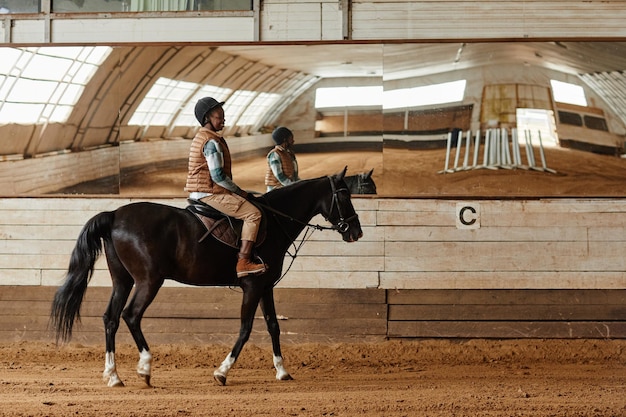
[190,211,240,248]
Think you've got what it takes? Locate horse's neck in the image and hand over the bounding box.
[265,181,324,243]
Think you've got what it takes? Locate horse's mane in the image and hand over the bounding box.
[262,175,328,203]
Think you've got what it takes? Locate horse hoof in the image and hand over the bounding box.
[107,379,124,388]
[213,373,227,386]
[138,373,151,387]
[279,374,294,381]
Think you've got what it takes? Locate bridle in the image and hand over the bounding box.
[327,176,359,233]
[255,176,359,285]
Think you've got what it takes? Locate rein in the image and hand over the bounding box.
[255,176,357,285]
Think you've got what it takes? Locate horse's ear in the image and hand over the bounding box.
[366,168,374,178]
[338,166,348,180]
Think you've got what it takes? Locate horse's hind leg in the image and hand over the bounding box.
[102,245,134,387]
[260,288,292,381]
[121,278,163,387]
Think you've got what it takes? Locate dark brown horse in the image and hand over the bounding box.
[345,169,376,194]
[50,168,362,387]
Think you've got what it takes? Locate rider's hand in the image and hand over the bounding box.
[236,189,251,200]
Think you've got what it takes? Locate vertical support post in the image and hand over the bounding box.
[2,16,11,43]
[341,0,351,40]
[252,0,261,41]
[42,0,51,43]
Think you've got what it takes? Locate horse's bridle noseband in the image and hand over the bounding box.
[326,175,358,233]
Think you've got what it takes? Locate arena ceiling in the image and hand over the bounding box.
[1,41,626,159]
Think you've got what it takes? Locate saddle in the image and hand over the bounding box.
[186,198,266,249]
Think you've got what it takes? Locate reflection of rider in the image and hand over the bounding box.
[184,97,267,278]
[265,126,300,192]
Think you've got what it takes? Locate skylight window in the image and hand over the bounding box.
[550,80,587,106]
[383,80,466,109]
[223,90,257,124]
[0,46,111,124]
[129,78,198,126]
[237,92,281,126]
[315,86,383,108]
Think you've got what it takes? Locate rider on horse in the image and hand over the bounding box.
[184,97,267,278]
[265,126,301,192]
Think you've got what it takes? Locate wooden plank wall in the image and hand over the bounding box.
[379,199,626,339]
[351,1,626,40]
[1,197,625,342]
[388,289,626,339]
[0,286,387,344]
[0,148,119,195]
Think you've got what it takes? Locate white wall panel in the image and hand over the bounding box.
[5,19,46,43]
[50,17,255,43]
[261,1,341,41]
[351,1,626,40]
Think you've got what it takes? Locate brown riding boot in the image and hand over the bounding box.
[236,240,267,278]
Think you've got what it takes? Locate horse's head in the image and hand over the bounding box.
[322,167,363,242]
[357,169,377,194]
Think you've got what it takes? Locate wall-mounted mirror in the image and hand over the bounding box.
[1,42,625,198]
[382,42,626,197]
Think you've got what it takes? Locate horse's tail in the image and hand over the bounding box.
[50,211,114,343]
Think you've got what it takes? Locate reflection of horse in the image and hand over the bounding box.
[344,169,376,194]
[51,168,362,387]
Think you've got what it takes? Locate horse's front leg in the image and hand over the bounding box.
[260,288,293,381]
[213,285,261,386]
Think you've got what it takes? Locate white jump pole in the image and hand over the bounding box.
[493,128,500,166]
[461,129,471,170]
[453,129,463,170]
[472,129,481,168]
[438,131,453,174]
[511,128,527,169]
[480,129,491,169]
[485,129,498,170]
[537,130,557,174]
[501,128,513,169]
[490,128,500,169]
[524,130,541,171]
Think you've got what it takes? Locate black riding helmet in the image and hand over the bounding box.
[272,126,293,145]
[194,97,225,126]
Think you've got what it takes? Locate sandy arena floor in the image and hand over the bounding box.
[1,339,625,416]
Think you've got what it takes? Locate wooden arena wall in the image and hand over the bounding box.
[1,197,625,344]
[3,1,626,43]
